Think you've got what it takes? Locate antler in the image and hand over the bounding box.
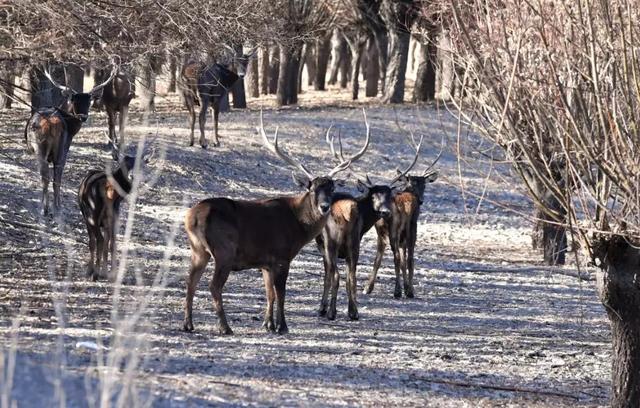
[258,110,314,180]
[90,58,119,94]
[390,134,424,185]
[326,108,371,177]
[43,66,75,95]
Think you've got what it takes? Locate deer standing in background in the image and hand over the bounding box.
[180,47,256,148]
[364,137,440,298]
[93,66,135,149]
[183,111,369,335]
[24,64,117,216]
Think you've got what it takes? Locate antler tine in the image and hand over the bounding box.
[390,134,424,185]
[422,135,446,176]
[43,65,75,95]
[258,110,314,180]
[325,125,346,162]
[90,57,120,94]
[327,107,371,177]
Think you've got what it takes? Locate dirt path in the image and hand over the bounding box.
[0,91,610,407]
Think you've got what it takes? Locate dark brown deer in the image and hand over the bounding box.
[180,47,255,148]
[24,64,117,216]
[77,142,138,280]
[364,137,440,298]
[183,111,369,335]
[315,115,398,320]
[93,67,135,149]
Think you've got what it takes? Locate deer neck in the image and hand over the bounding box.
[358,195,379,235]
[291,192,327,241]
[58,108,83,137]
[111,167,132,196]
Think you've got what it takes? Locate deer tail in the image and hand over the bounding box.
[184,204,214,259]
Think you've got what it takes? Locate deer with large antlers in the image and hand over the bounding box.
[24,63,118,216]
[183,111,369,335]
[315,110,399,320]
[364,135,441,298]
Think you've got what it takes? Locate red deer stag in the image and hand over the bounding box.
[93,66,135,149]
[364,136,441,298]
[25,63,118,216]
[180,47,256,148]
[316,112,399,320]
[78,141,144,280]
[183,111,369,335]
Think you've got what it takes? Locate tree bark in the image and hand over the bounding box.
[594,236,640,408]
[0,61,15,108]
[136,55,159,125]
[412,38,437,102]
[314,34,331,91]
[268,45,280,94]
[297,43,308,93]
[339,49,351,89]
[276,47,291,106]
[380,0,415,104]
[328,29,346,86]
[374,31,389,91]
[346,34,366,100]
[64,64,84,94]
[245,53,259,98]
[365,37,380,97]
[436,29,454,101]
[259,47,270,95]
[305,43,316,87]
[30,65,66,110]
[534,188,567,265]
[167,55,177,93]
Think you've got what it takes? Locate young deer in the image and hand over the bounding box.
[364,136,440,298]
[183,111,369,335]
[25,64,117,216]
[77,142,144,280]
[315,115,398,320]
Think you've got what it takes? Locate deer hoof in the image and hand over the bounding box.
[276,324,288,335]
[318,307,327,317]
[405,290,415,299]
[188,140,194,147]
[183,321,194,332]
[363,284,374,295]
[348,310,359,321]
[262,320,276,333]
[393,289,402,299]
[219,326,233,335]
[200,143,208,149]
[326,310,337,321]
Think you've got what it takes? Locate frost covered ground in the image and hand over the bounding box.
[0,86,611,407]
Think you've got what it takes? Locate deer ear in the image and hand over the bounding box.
[292,172,310,189]
[356,179,369,193]
[425,171,438,183]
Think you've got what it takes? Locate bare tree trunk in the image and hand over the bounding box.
[259,47,270,95]
[328,29,346,86]
[436,29,454,101]
[314,34,331,91]
[535,188,567,265]
[276,47,291,106]
[30,65,65,110]
[167,55,177,93]
[380,0,414,104]
[0,61,15,109]
[268,45,280,94]
[305,43,316,87]
[339,50,350,89]
[246,54,259,98]
[374,31,389,90]
[365,38,380,97]
[64,64,84,94]
[289,44,303,104]
[412,39,437,102]
[136,55,158,124]
[594,236,640,408]
[346,35,366,100]
[297,43,308,93]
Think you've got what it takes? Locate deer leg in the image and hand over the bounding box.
[400,244,409,298]
[119,106,128,148]
[94,229,104,281]
[318,235,334,316]
[101,225,111,279]
[183,248,210,332]
[86,225,96,278]
[346,232,360,320]
[212,103,220,147]
[405,233,417,298]
[198,99,209,149]
[364,229,387,294]
[209,262,233,335]
[327,251,340,321]
[391,239,403,298]
[38,160,50,216]
[262,268,276,332]
[106,107,116,144]
[273,264,290,334]
[52,164,63,216]
[108,215,118,281]
[187,101,196,146]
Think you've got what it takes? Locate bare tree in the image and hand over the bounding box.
[380,0,416,103]
[443,0,640,404]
